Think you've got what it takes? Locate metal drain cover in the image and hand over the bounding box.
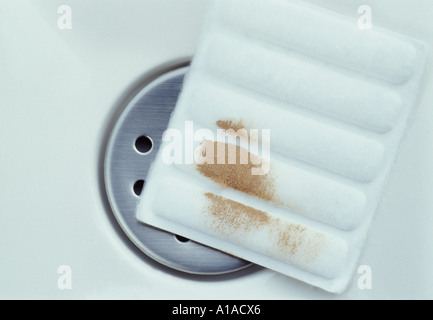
[104,66,252,274]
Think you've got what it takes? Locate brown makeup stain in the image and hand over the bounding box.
[204,193,323,264]
[216,119,254,141]
[216,120,245,132]
[196,140,277,203]
[277,224,307,256]
[200,120,324,265]
[274,222,325,265]
[205,193,270,235]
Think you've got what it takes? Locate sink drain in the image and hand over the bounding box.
[104,66,252,274]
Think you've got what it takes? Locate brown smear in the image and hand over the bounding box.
[205,193,322,263]
[277,224,307,256]
[196,140,277,203]
[205,193,270,235]
[216,120,245,132]
[216,119,252,141]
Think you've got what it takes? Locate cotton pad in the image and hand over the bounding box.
[136,0,428,293]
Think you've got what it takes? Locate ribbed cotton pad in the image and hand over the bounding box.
[136,0,428,293]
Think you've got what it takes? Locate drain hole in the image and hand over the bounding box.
[133,180,145,196]
[175,235,191,243]
[135,136,153,154]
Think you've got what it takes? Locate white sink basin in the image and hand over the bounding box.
[1,0,432,299]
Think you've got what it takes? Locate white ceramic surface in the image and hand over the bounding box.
[1,0,432,299]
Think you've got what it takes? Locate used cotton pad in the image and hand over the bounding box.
[136,0,428,293]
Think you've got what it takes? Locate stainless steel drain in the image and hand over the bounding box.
[104,66,252,274]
